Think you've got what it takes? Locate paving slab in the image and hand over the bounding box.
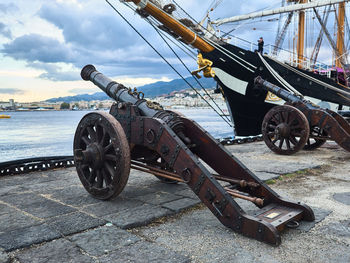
[68,225,141,256]
[161,197,201,213]
[14,238,94,263]
[104,203,173,229]
[45,212,106,236]
[173,188,199,199]
[0,193,76,219]
[98,240,191,263]
[132,191,183,205]
[0,207,41,232]
[333,192,350,205]
[0,224,61,251]
[46,185,101,207]
[82,197,144,217]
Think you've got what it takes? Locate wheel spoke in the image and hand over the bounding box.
[268,124,276,130]
[279,138,284,149]
[105,162,116,179]
[96,169,103,188]
[271,114,280,124]
[289,136,298,145]
[88,169,97,184]
[285,139,291,150]
[105,154,117,162]
[278,112,283,122]
[95,124,103,144]
[291,122,303,130]
[100,128,108,145]
[87,126,97,142]
[102,169,112,185]
[104,143,113,153]
[82,136,91,146]
[285,111,290,124]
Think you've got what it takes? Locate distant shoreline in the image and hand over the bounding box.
[1,105,227,113]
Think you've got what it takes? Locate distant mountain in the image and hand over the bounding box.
[46,76,216,103]
[137,76,216,97]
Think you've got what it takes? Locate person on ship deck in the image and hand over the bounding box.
[258,37,264,54]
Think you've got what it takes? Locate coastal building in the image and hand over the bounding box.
[0,99,18,110]
[19,102,61,110]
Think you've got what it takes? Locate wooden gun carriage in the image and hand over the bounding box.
[73,65,315,245]
[255,76,350,155]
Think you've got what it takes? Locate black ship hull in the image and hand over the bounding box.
[203,43,350,136]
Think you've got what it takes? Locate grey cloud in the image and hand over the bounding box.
[28,62,80,81]
[0,3,18,14]
[1,34,76,63]
[38,2,142,50]
[0,22,12,39]
[39,71,80,81]
[0,88,24,95]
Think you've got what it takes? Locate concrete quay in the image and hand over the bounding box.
[0,141,349,262]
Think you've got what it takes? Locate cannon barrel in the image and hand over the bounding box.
[81,64,191,144]
[254,76,303,104]
[81,64,162,118]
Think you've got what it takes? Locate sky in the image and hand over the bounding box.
[0,0,345,102]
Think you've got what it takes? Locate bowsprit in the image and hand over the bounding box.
[73,64,314,246]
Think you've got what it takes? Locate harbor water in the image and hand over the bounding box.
[0,109,234,162]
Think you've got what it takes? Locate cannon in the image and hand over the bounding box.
[255,76,350,155]
[73,65,314,245]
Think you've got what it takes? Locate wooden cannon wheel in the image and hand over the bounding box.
[262,105,310,155]
[73,112,130,200]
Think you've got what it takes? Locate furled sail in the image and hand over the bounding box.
[212,0,349,25]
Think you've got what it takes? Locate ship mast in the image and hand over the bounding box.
[335,2,346,68]
[297,0,307,68]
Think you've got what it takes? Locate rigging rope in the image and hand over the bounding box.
[122,1,232,125]
[147,18,231,123]
[203,37,256,72]
[107,0,233,127]
[258,53,303,96]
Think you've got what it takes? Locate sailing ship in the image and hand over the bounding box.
[111,0,350,136]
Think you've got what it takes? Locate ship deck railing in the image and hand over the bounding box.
[226,35,332,78]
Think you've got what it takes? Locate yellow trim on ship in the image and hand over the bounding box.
[0,114,11,119]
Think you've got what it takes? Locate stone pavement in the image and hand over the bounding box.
[0,141,349,262]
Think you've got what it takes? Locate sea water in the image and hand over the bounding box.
[0,109,234,162]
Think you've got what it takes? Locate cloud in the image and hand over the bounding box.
[1,34,77,63]
[0,3,18,14]
[27,62,80,81]
[0,88,25,95]
[0,22,12,39]
[38,2,138,50]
